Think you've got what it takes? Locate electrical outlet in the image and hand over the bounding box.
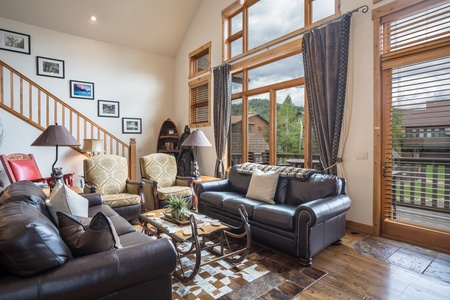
[356,152,368,160]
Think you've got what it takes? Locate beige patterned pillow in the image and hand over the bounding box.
[246,168,280,204]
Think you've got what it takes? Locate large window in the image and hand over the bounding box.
[224,0,338,167]
[375,0,450,250]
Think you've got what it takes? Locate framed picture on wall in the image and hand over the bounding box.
[122,117,142,134]
[36,56,65,79]
[70,80,94,99]
[0,29,31,54]
[98,100,120,118]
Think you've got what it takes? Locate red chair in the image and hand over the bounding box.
[0,153,74,187]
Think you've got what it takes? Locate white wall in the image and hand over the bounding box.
[173,0,395,227]
[0,17,175,185]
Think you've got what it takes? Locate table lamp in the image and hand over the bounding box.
[81,139,104,156]
[181,129,211,179]
[31,123,80,185]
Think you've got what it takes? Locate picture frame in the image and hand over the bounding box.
[167,129,175,135]
[0,29,31,54]
[36,56,65,79]
[122,117,142,134]
[98,100,120,118]
[70,80,94,100]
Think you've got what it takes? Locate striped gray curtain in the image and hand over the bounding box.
[213,64,231,179]
[302,14,351,175]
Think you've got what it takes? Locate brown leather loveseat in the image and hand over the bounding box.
[0,180,176,300]
[196,163,351,266]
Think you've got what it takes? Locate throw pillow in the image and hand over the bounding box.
[246,168,280,204]
[46,185,89,225]
[57,211,122,257]
[0,201,72,276]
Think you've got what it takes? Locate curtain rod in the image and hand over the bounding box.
[212,5,369,71]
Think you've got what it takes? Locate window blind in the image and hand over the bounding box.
[190,82,209,125]
[381,1,450,232]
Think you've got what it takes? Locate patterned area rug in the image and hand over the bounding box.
[171,246,327,300]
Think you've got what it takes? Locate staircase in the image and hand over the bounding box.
[0,60,137,179]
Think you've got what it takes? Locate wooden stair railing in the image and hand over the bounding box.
[0,60,137,179]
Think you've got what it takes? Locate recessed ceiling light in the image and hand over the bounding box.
[90,15,97,21]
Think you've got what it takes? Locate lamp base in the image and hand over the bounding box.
[191,161,200,179]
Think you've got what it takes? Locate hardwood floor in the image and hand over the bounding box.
[298,230,450,299]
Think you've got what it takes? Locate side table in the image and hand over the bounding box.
[192,175,221,211]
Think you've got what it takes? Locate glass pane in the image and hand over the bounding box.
[231,37,243,57]
[232,72,243,94]
[231,12,242,35]
[248,54,303,90]
[312,0,335,23]
[276,87,305,166]
[248,93,270,163]
[248,0,304,50]
[195,52,208,73]
[230,98,243,165]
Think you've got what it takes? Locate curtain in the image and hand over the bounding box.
[213,64,231,179]
[302,14,351,175]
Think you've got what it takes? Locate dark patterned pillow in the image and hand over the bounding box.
[57,211,122,257]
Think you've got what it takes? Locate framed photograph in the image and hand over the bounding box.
[0,29,31,54]
[36,56,65,79]
[122,117,142,134]
[167,129,175,135]
[98,100,120,118]
[70,80,94,99]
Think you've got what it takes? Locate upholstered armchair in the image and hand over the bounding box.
[0,153,74,187]
[139,153,194,211]
[83,154,145,221]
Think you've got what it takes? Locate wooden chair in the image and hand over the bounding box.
[0,153,74,187]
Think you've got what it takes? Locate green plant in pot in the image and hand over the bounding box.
[165,195,189,220]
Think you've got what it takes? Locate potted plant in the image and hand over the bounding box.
[165,195,189,220]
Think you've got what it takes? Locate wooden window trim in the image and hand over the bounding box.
[189,74,211,128]
[189,42,211,79]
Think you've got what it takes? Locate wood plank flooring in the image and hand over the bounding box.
[298,230,450,299]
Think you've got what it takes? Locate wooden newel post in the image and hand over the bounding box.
[129,138,137,180]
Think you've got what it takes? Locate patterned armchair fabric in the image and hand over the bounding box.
[140,153,193,210]
[83,155,144,220]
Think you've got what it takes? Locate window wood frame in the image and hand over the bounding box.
[189,42,211,79]
[189,74,211,128]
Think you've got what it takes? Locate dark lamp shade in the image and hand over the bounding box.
[31,124,80,147]
[182,130,212,147]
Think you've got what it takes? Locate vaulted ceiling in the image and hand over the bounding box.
[0,0,202,57]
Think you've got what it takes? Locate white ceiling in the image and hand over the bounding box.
[0,0,202,57]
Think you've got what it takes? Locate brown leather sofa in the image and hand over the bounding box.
[0,181,176,300]
[196,163,351,266]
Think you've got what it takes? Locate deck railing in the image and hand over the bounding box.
[392,157,450,213]
[0,60,137,179]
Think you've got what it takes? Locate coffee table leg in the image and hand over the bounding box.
[173,215,202,282]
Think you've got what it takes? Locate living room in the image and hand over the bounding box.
[0,0,449,299]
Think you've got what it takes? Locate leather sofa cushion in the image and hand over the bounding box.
[87,204,137,236]
[0,180,51,220]
[0,201,72,276]
[252,204,296,231]
[199,191,243,209]
[222,196,265,217]
[228,167,252,194]
[286,173,341,205]
[58,212,122,257]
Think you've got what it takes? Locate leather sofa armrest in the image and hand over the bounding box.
[0,239,176,300]
[195,180,230,198]
[295,194,352,226]
[80,193,103,207]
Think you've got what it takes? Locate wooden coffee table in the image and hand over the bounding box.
[139,205,251,282]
